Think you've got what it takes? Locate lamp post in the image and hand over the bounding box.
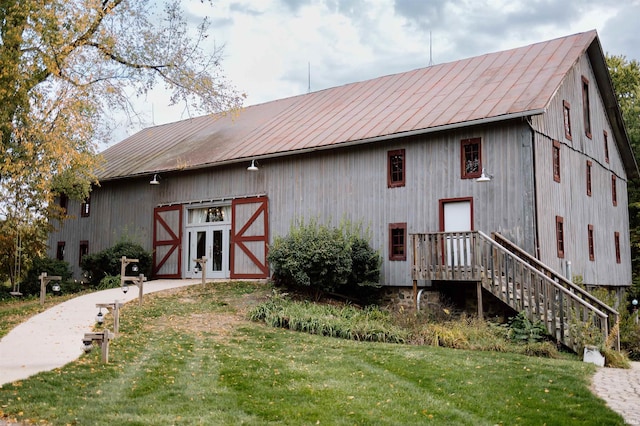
[193,257,208,285]
[39,272,62,306]
[633,299,638,325]
[120,256,146,305]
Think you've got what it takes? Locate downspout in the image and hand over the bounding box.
[526,117,541,259]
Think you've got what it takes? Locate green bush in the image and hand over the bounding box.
[506,311,549,344]
[21,257,73,296]
[81,241,152,287]
[267,220,380,296]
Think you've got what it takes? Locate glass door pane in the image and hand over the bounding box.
[212,230,223,272]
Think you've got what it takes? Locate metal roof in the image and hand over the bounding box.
[99,30,636,181]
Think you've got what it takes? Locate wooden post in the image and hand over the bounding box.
[413,279,418,310]
[101,329,110,363]
[477,281,484,318]
[138,274,144,305]
[194,257,208,285]
[39,272,62,306]
[96,302,122,335]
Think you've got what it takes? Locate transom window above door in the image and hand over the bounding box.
[188,205,231,224]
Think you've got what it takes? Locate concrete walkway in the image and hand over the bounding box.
[1,281,639,425]
[0,279,200,386]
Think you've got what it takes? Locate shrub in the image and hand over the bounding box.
[81,241,152,287]
[268,220,380,297]
[21,257,73,296]
[506,311,548,344]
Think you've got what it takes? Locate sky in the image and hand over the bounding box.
[109,0,640,145]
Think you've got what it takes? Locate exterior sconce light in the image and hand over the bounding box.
[150,174,160,185]
[476,168,492,183]
[247,160,258,171]
[82,339,94,353]
[95,308,105,325]
[52,283,61,292]
[131,264,139,273]
[121,284,129,294]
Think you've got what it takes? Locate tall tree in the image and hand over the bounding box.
[607,54,640,297]
[0,0,244,285]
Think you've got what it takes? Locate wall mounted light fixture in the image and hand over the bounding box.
[476,168,492,183]
[150,174,160,185]
[247,160,258,171]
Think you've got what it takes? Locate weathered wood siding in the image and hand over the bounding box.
[533,53,631,287]
[49,121,537,287]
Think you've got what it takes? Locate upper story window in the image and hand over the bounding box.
[604,130,610,164]
[59,194,68,215]
[582,76,592,139]
[387,149,405,188]
[81,196,91,218]
[586,161,592,196]
[556,216,565,259]
[388,223,407,261]
[563,100,572,140]
[588,224,595,261]
[461,137,481,179]
[552,140,561,183]
[612,175,618,206]
[614,232,621,264]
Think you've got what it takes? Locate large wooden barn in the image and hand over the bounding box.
[48,30,637,348]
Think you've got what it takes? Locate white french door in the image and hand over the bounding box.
[186,224,231,279]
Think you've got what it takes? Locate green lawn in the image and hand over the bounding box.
[0,282,625,425]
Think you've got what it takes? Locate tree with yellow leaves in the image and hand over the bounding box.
[0,0,244,286]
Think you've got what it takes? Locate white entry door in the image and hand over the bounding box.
[186,224,231,279]
[442,199,472,266]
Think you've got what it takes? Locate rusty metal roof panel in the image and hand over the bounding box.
[99,31,600,181]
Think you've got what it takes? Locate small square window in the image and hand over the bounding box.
[588,224,595,261]
[552,140,561,183]
[563,100,572,140]
[556,216,564,259]
[79,241,89,266]
[612,175,617,206]
[387,149,405,188]
[604,130,609,164]
[586,161,592,196]
[461,138,482,179]
[614,232,621,264]
[389,223,407,261]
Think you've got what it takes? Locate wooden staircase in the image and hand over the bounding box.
[411,231,619,353]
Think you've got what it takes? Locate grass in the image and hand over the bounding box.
[0,282,626,425]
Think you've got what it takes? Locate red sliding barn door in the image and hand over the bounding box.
[231,196,269,279]
[153,205,182,278]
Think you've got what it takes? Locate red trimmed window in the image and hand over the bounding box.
[461,138,482,179]
[612,175,617,206]
[79,241,89,266]
[586,160,592,196]
[389,223,407,261]
[56,241,65,261]
[387,149,405,188]
[604,130,609,163]
[563,100,572,140]
[614,232,621,264]
[588,224,595,261]
[552,140,561,183]
[81,196,91,218]
[582,76,592,139]
[556,216,565,258]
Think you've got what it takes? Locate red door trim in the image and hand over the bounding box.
[438,197,474,232]
[153,205,182,278]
